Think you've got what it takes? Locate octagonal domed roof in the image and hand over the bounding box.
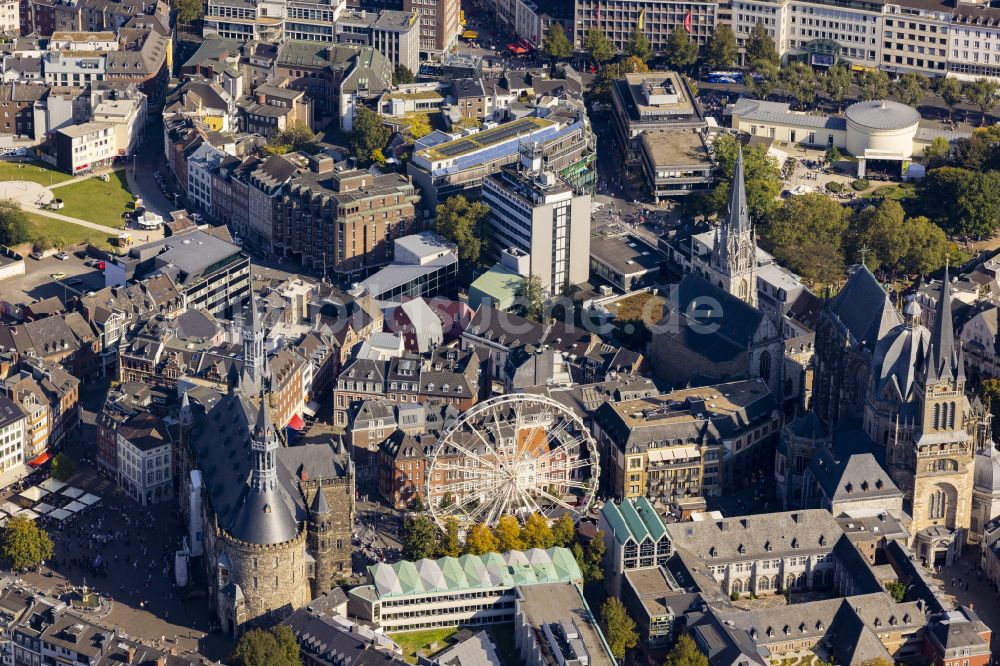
[845,100,920,131]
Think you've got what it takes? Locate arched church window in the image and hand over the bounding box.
[929,489,946,520]
[759,351,772,383]
[949,402,956,429]
[933,404,940,429]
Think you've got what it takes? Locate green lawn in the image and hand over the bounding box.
[388,628,459,664]
[51,171,134,228]
[0,160,72,186]
[24,212,115,250]
[862,183,917,201]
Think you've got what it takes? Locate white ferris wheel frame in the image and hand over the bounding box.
[424,393,600,530]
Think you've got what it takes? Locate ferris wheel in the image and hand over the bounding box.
[425,394,599,530]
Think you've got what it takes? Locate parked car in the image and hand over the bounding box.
[54,252,68,260]
[49,272,65,279]
[29,251,42,260]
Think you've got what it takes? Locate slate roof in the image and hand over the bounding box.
[809,450,900,503]
[828,265,901,350]
[665,509,843,562]
[117,411,170,452]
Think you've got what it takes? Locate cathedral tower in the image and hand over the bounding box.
[308,480,335,596]
[241,292,266,394]
[711,145,758,307]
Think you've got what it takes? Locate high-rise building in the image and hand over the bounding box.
[403,0,459,55]
[481,142,591,297]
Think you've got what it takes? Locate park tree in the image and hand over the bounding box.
[266,122,317,155]
[403,515,439,560]
[601,597,638,661]
[918,166,1000,238]
[923,136,951,166]
[439,518,462,557]
[664,26,698,72]
[435,195,490,265]
[0,199,30,247]
[780,61,816,108]
[393,65,416,84]
[664,635,709,666]
[625,25,653,62]
[516,274,546,322]
[889,73,929,109]
[543,23,573,61]
[230,627,300,666]
[621,56,649,74]
[762,193,849,286]
[464,523,499,555]
[900,216,948,276]
[551,513,576,548]
[745,22,779,72]
[584,28,615,65]
[705,25,737,70]
[746,59,779,100]
[711,134,782,223]
[849,200,947,277]
[935,76,965,118]
[349,106,391,166]
[964,77,1000,124]
[825,146,843,166]
[1,516,52,572]
[404,114,432,140]
[572,529,606,581]
[172,0,203,24]
[50,453,75,482]
[521,512,554,549]
[954,125,1000,171]
[824,64,853,111]
[493,515,523,552]
[858,69,890,101]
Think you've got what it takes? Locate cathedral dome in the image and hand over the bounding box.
[872,322,930,400]
[975,445,1000,494]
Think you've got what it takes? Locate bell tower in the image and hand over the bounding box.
[711,145,758,307]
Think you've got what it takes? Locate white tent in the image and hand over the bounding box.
[16,509,39,521]
[19,486,48,502]
[32,503,55,515]
[79,494,101,506]
[63,501,86,514]
[39,478,67,493]
[1,502,20,515]
[61,487,84,499]
[48,508,71,522]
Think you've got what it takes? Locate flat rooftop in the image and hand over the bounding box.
[618,71,698,121]
[590,234,665,276]
[416,117,552,161]
[516,583,616,666]
[640,129,712,168]
[623,567,700,620]
[607,379,772,429]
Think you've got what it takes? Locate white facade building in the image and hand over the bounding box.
[54,122,115,174]
[481,143,591,297]
[0,397,27,483]
[116,413,173,506]
[187,142,227,214]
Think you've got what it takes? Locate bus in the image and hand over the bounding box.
[706,71,744,84]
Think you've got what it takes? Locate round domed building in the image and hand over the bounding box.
[845,100,921,160]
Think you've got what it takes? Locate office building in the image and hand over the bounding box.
[53,121,114,174]
[513,583,617,666]
[481,143,591,297]
[403,0,460,55]
[573,0,717,53]
[598,497,672,597]
[333,10,420,74]
[273,156,421,277]
[347,548,583,631]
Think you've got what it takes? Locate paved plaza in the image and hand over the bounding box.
[10,463,232,660]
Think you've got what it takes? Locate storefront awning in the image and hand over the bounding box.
[28,451,51,467]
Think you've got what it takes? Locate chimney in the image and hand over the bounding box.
[256,93,265,104]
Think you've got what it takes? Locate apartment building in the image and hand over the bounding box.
[0,0,16,35]
[116,411,173,505]
[273,156,420,277]
[0,396,27,481]
[334,9,420,74]
[53,121,114,173]
[403,0,460,55]
[202,0,286,42]
[949,4,1000,80]
[881,0,951,75]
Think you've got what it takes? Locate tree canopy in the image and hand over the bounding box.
[265,122,318,156]
[953,125,1000,171]
[780,61,816,108]
[172,0,203,24]
[964,77,1000,124]
[705,25,737,70]
[516,274,546,322]
[889,73,929,109]
[543,23,573,61]
[762,193,849,286]
[435,195,491,265]
[824,65,852,111]
[858,70,890,101]
[918,166,1000,238]
[2,516,52,572]
[664,635,709,666]
[934,77,964,117]
[625,25,652,62]
[403,515,439,560]
[664,26,698,72]
[493,515,523,552]
[438,518,461,557]
[393,65,416,84]
[551,513,576,548]
[0,199,30,247]
[349,106,391,166]
[745,23,779,71]
[848,199,947,277]
[710,134,782,223]
[464,523,499,555]
[51,453,75,482]
[230,626,300,666]
[584,28,615,65]
[522,512,554,549]
[572,530,605,581]
[601,597,638,661]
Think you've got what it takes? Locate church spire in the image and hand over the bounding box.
[249,399,277,493]
[928,260,961,383]
[726,144,750,234]
[711,142,758,306]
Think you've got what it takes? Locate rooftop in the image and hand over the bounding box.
[515,583,616,666]
[640,128,713,168]
[590,234,665,276]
